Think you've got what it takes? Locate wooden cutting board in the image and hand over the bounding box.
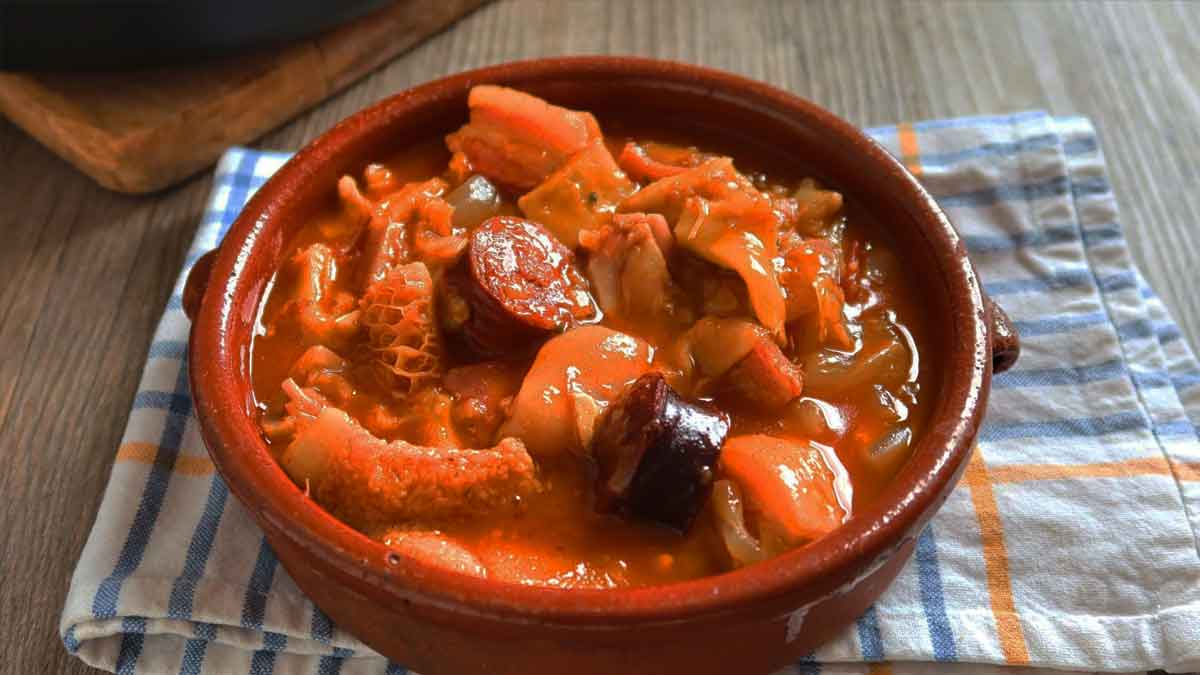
[0,0,486,194]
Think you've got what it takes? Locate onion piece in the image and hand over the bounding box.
[711,479,765,567]
[867,425,912,459]
[803,334,909,395]
[783,397,846,442]
[446,175,503,230]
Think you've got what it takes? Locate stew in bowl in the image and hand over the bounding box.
[251,85,934,588]
[186,57,1017,675]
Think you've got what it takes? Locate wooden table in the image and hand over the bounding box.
[3,2,1197,672]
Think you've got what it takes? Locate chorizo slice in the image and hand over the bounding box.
[444,216,597,358]
[721,338,804,411]
[591,372,730,532]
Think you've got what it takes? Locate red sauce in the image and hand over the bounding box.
[250,89,933,588]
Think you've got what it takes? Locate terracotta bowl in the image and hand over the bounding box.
[185,57,1019,675]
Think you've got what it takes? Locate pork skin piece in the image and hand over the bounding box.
[283,406,540,531]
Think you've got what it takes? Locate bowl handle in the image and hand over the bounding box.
[984,296,1020,373]
[183,249,219,321]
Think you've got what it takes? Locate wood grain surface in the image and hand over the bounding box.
[0,0,486,194]
[2,2,1197,673]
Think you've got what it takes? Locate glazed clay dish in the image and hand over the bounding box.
[186,57,1019,675]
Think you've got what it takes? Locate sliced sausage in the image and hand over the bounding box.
[591,372,730,532]
[446,216,597,358]
[722,339,804,410]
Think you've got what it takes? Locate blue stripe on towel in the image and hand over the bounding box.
[248,649,277,675]
[915,527,957,661]
[248,632,289,675]
[1116,319,1156,342]
[795,652,821,674]
[993,359,1127,389]
[983,267,1094,296]
[980,411,1148,441]
[1081,222,1124,246]
[935,175,1069,208]
[1062,136,1099,157]
[1011,312,1109,337]
[981,268,1136,297]
[317,654,346,675]
[178,638,208,675]
[92,359,192,619]
[132,390,191,413]
[179,619,217,674]
[1071,176,1112,199]
[242,538,280,630]
[217,151,263,241]
[1130,367,1173,389]
[168,477,230,619]
[1157,322,1183,344]
[115,617,146,675]
[1158,419,1199,438]
[854,605,884,660]
[1174,371,1200,391]
[311,606,334,644]
[147,340,188,360]
[961,224,1080,254]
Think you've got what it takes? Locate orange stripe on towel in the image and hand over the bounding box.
[1173,460,1200,482]
[988,456,1170,483]
[987,456,1200,483]
[897,122,923,178]
[962,449,1030,664]
[116,442,214,476]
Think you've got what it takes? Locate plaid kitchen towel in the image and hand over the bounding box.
[61,112,1200,674]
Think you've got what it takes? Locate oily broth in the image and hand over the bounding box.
[249,121,934,587]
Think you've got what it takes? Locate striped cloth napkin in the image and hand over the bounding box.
[61,111,1200,675]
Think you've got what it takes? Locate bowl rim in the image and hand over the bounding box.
[190,55,990,625]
